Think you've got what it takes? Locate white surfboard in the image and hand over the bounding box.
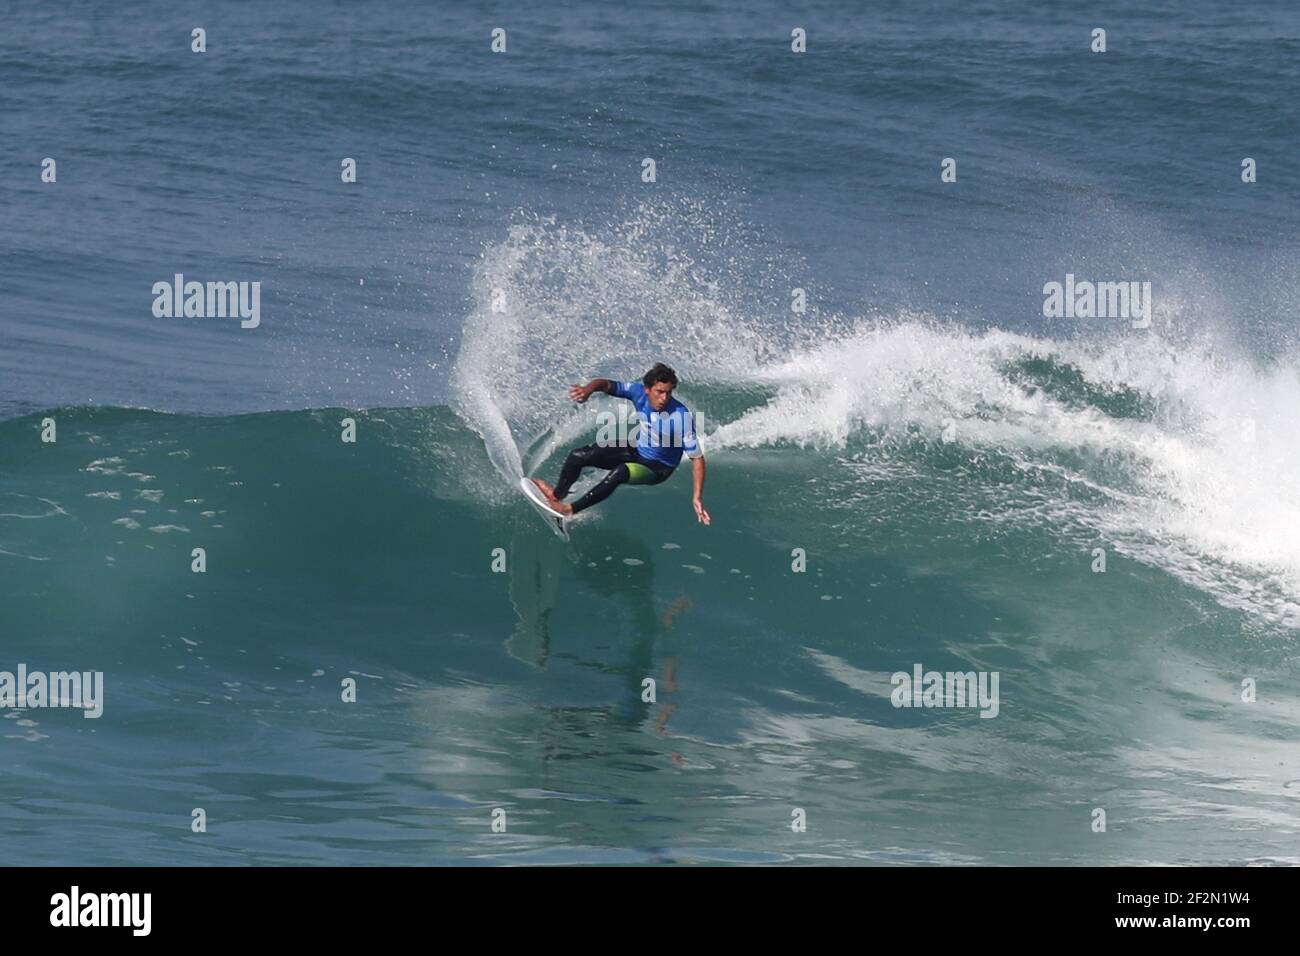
[520,477,570,541]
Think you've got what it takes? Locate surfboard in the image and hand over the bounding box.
[519,477,570,541]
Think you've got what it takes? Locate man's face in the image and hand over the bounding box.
[646,381,673,411]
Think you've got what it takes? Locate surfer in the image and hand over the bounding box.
[531,363,711,524]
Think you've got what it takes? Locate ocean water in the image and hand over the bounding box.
[2,0,1299,865]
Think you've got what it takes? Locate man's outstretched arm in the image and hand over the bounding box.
[691,456,711,525]
[568,379,620,403]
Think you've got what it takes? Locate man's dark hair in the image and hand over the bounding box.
[642,363,678,389]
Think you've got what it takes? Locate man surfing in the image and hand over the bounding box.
[530,363,711,524]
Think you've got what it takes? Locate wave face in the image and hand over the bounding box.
[5,309,1299,862]
[454,211,1300,632]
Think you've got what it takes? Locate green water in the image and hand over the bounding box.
[2,402,1297,864]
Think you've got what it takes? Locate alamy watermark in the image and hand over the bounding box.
[152,273,261,328]
[891,664,999,718]
[1043,274,1151,328]
[50,886,150,935]
[0,664,103,718]
[593,409,703,449]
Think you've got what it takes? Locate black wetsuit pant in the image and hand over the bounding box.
[554,444,673,514]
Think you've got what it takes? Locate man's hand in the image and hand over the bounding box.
[693,497,711,525]
[690,456,708,524]
[569,379,618,403]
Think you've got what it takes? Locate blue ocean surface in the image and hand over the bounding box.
[2,0,1299,864]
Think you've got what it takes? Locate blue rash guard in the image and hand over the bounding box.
[611,380,703,469]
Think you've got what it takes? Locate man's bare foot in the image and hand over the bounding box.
[530,478,573,516]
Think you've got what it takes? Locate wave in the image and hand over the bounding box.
[449,209,1300,630]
